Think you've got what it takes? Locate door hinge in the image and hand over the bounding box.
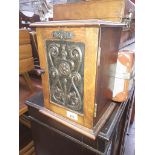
[94,103,97,117]
[97,47,101,66]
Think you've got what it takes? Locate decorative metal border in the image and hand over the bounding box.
[52,30,74,40]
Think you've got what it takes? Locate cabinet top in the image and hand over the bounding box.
[30,19,125,28]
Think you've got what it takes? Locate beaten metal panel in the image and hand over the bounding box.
[45,40,85,113]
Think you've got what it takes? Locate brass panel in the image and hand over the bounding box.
[45,40,85,113]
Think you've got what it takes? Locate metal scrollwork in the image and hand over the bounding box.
[52,30,74,40]
[46,40,85,113]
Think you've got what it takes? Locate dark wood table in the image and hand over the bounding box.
[26,86,134,155]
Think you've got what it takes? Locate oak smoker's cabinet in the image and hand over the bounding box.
[31,20,124,139]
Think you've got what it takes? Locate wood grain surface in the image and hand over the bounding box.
[19,44,33,60]
[34,21,123,135]
[53,0,125,22]
[36,26,99,129]
[19,58,34,74]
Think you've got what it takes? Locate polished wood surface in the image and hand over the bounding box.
[36,26,99,129]
[26,86,134,155]
[33,21,123,138]
[26,92,113,154]
[53,0,125,22]
[39,101,116,139]
[94,27,122,125]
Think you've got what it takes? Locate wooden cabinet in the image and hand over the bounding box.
[53,0,135,52]
[31,20,124,139]
[53,0,135,23]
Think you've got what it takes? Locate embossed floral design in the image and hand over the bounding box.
[46,40,84,112]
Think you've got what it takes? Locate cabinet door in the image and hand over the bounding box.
[36,27,99,129]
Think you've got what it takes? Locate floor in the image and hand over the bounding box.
[124,121,135,155]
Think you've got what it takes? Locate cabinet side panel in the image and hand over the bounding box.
[83,27,99,128]
[36,28,49,108]
[94,27,122,125]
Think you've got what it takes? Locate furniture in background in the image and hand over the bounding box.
[19,29,42,155]
[19,122,35,155]
[19,69,43,155]
[29,31,40,70]
[19,11,40,30]
[53,0,135,49]
[19,29,34,91]
[19,78,42,155]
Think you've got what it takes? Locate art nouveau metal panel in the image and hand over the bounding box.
[45,40,85,113]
